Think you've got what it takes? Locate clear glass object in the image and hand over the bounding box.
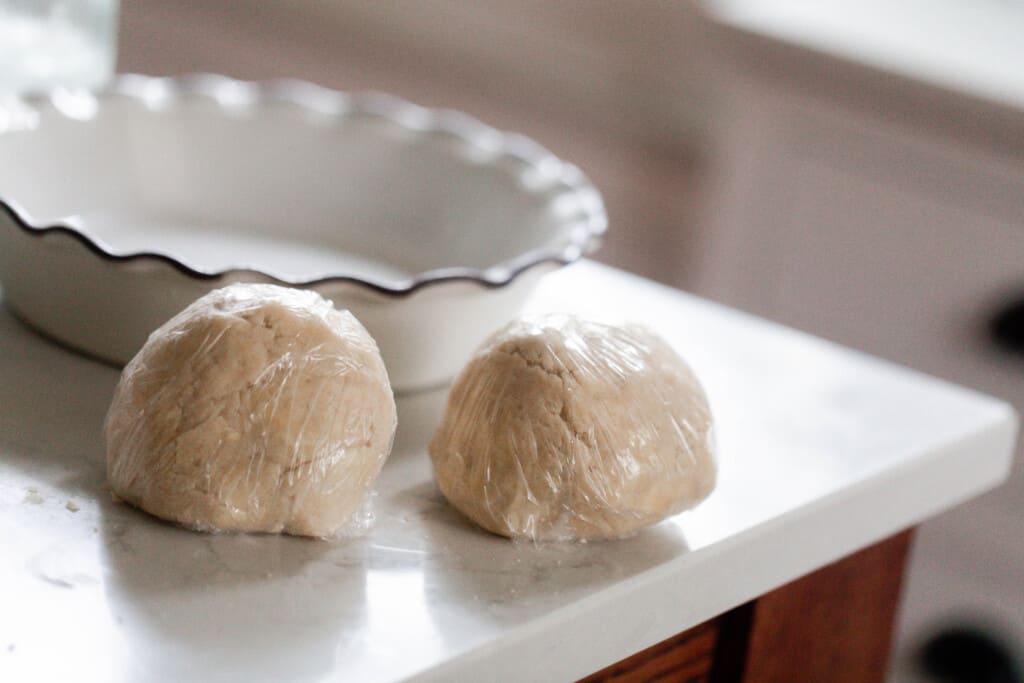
[0,0,118,94]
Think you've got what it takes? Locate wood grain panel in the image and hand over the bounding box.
[579,620,719,683]
[735,531,913,683]
[579,531,912,683]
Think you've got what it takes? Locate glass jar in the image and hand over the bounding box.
[0,0,118,94]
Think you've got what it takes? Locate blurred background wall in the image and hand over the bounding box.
[118,0,715,288]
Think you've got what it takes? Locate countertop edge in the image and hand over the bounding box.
[402,406,1018,683]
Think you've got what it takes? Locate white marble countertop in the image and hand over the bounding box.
[0,261,1016,683]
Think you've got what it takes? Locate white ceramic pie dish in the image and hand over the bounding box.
[0,74,605,391]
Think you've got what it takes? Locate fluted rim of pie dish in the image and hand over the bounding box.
[0,73,607,297]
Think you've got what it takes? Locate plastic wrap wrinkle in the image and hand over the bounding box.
[430,314,717,542]
[104,284,397,539]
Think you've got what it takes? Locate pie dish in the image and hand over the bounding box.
[0,74,606,390]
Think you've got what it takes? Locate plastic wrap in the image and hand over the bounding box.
[429,314,716,541]
[104,283,397,539]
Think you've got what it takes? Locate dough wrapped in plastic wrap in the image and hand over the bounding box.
[104,283,396,539]
[430,314,716,541]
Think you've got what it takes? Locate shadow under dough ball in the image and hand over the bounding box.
[104,284,396,538]
[429,314,717,541]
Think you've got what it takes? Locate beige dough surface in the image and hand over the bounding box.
[430,315,716,541]
[104,283,396,538]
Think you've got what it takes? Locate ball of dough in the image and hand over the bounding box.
[429,315,716,541]
[104,283,396,538]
